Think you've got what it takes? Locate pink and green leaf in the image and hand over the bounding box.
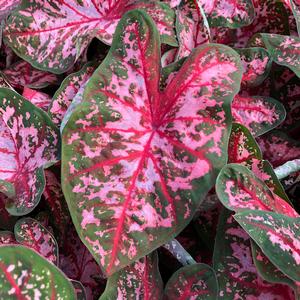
[14,217,59,265]
[4,0,176,73]
[198,0,255,28]
[234,210,300,282]
[216,163,298,216]
[62,10,243,275]
[48,62,96,127]
[3,60,58,89]
[164,263,218,300]
[232,94,286,136]
[213,209,294,299]
[100,251,163,300]
[0,245,76,298]
[255,33,300,77]
[0,0,20,21]
[0,88,60,216]
[23,87,52,111]
[236,47,272,87]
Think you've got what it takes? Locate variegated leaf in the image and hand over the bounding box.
[0,231,16,245]
[213,209,294,299]
[0,72,13,90]
[228,123,262,163]
[290,0,300,35]
[257,130,300,167]
[0,0,20,21]
[62,10,243,275]
[0,88,59,216]
[100,252,163,300]
[232,95,286,136]
[198,0,255,28]
[236,47,272,87]
[254,33,300,77]
[3,60,58,89]
[0,245,76,298]
[14,217,59,265]
[23,87,52,111]
[234,210,300,282]
[49,62,96,127]
[164,263,218,300]
[216,163,298,216]
[4,0,176,73]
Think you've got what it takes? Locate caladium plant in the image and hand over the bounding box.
[0,0,299,299]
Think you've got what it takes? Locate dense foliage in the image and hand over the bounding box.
[0,0,299,299]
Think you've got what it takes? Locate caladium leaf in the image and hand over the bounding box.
[175,0,210,60]
[0,245,76,298]
[216,164,298,216]
[100,252,163,300]
[198,0,255,28]
[257,130,300,167]
[228,123,262,163]
[59,225,105,300]
[232,95,286,136]
[164,263,218,299]
[0,0,20,21]
[290,0,300,35]
[49,62,96,127]
[3,60,58,89]
[71,280,87,300]
[251,240,296,288]
[236,47,272,87]
[14,217,59,265]
[161,48,178,67]
[23,87,52,111]
[0,231,16,245]
[4,0,176,74]
[234,210,300,282]
[254,33,300,77]
[0,88,60,216]
[213,209,294,299]
[62,10,243,275]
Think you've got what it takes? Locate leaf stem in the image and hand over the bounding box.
[163,239,197,265]
[274,159,300,180]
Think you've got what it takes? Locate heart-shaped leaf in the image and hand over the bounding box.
[0,245,75,298]
[0,88,60,215]
[236,47,272,87]
[164,263,218,299]
[198,0,255,28]
[254,33,300,77]
[23,87,52,111]
[4,0,176,73]
[3,60,58,89]
[216,164,298,216]
[100,251,163,300]
[234,210,300,282]
[213,209,294,299]
[49,62,96,127]
[62,10,242,275]
[232,95,286,136]
[14,217,59,265]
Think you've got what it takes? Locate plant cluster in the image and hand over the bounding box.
[0,0,299,299]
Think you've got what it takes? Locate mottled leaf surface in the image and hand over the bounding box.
[216,164,298,216]
[0,231,16,245]
[0,88,59,215]
[49,62,96,127]
[3,60,58,89]
[100,252,163,300]
[232,95,286,136]
[4,0,176,73]
[0,245,75,299]
[164,263,218,300]
[198,0,255,28]
[23,87,52,111]
[0,0,20,21]
[236,47,272,87]
[213,209,294,299]
[235,210,300,282]
[62,10,242,275]
[14,217,59,265]
[256,33,300,77]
